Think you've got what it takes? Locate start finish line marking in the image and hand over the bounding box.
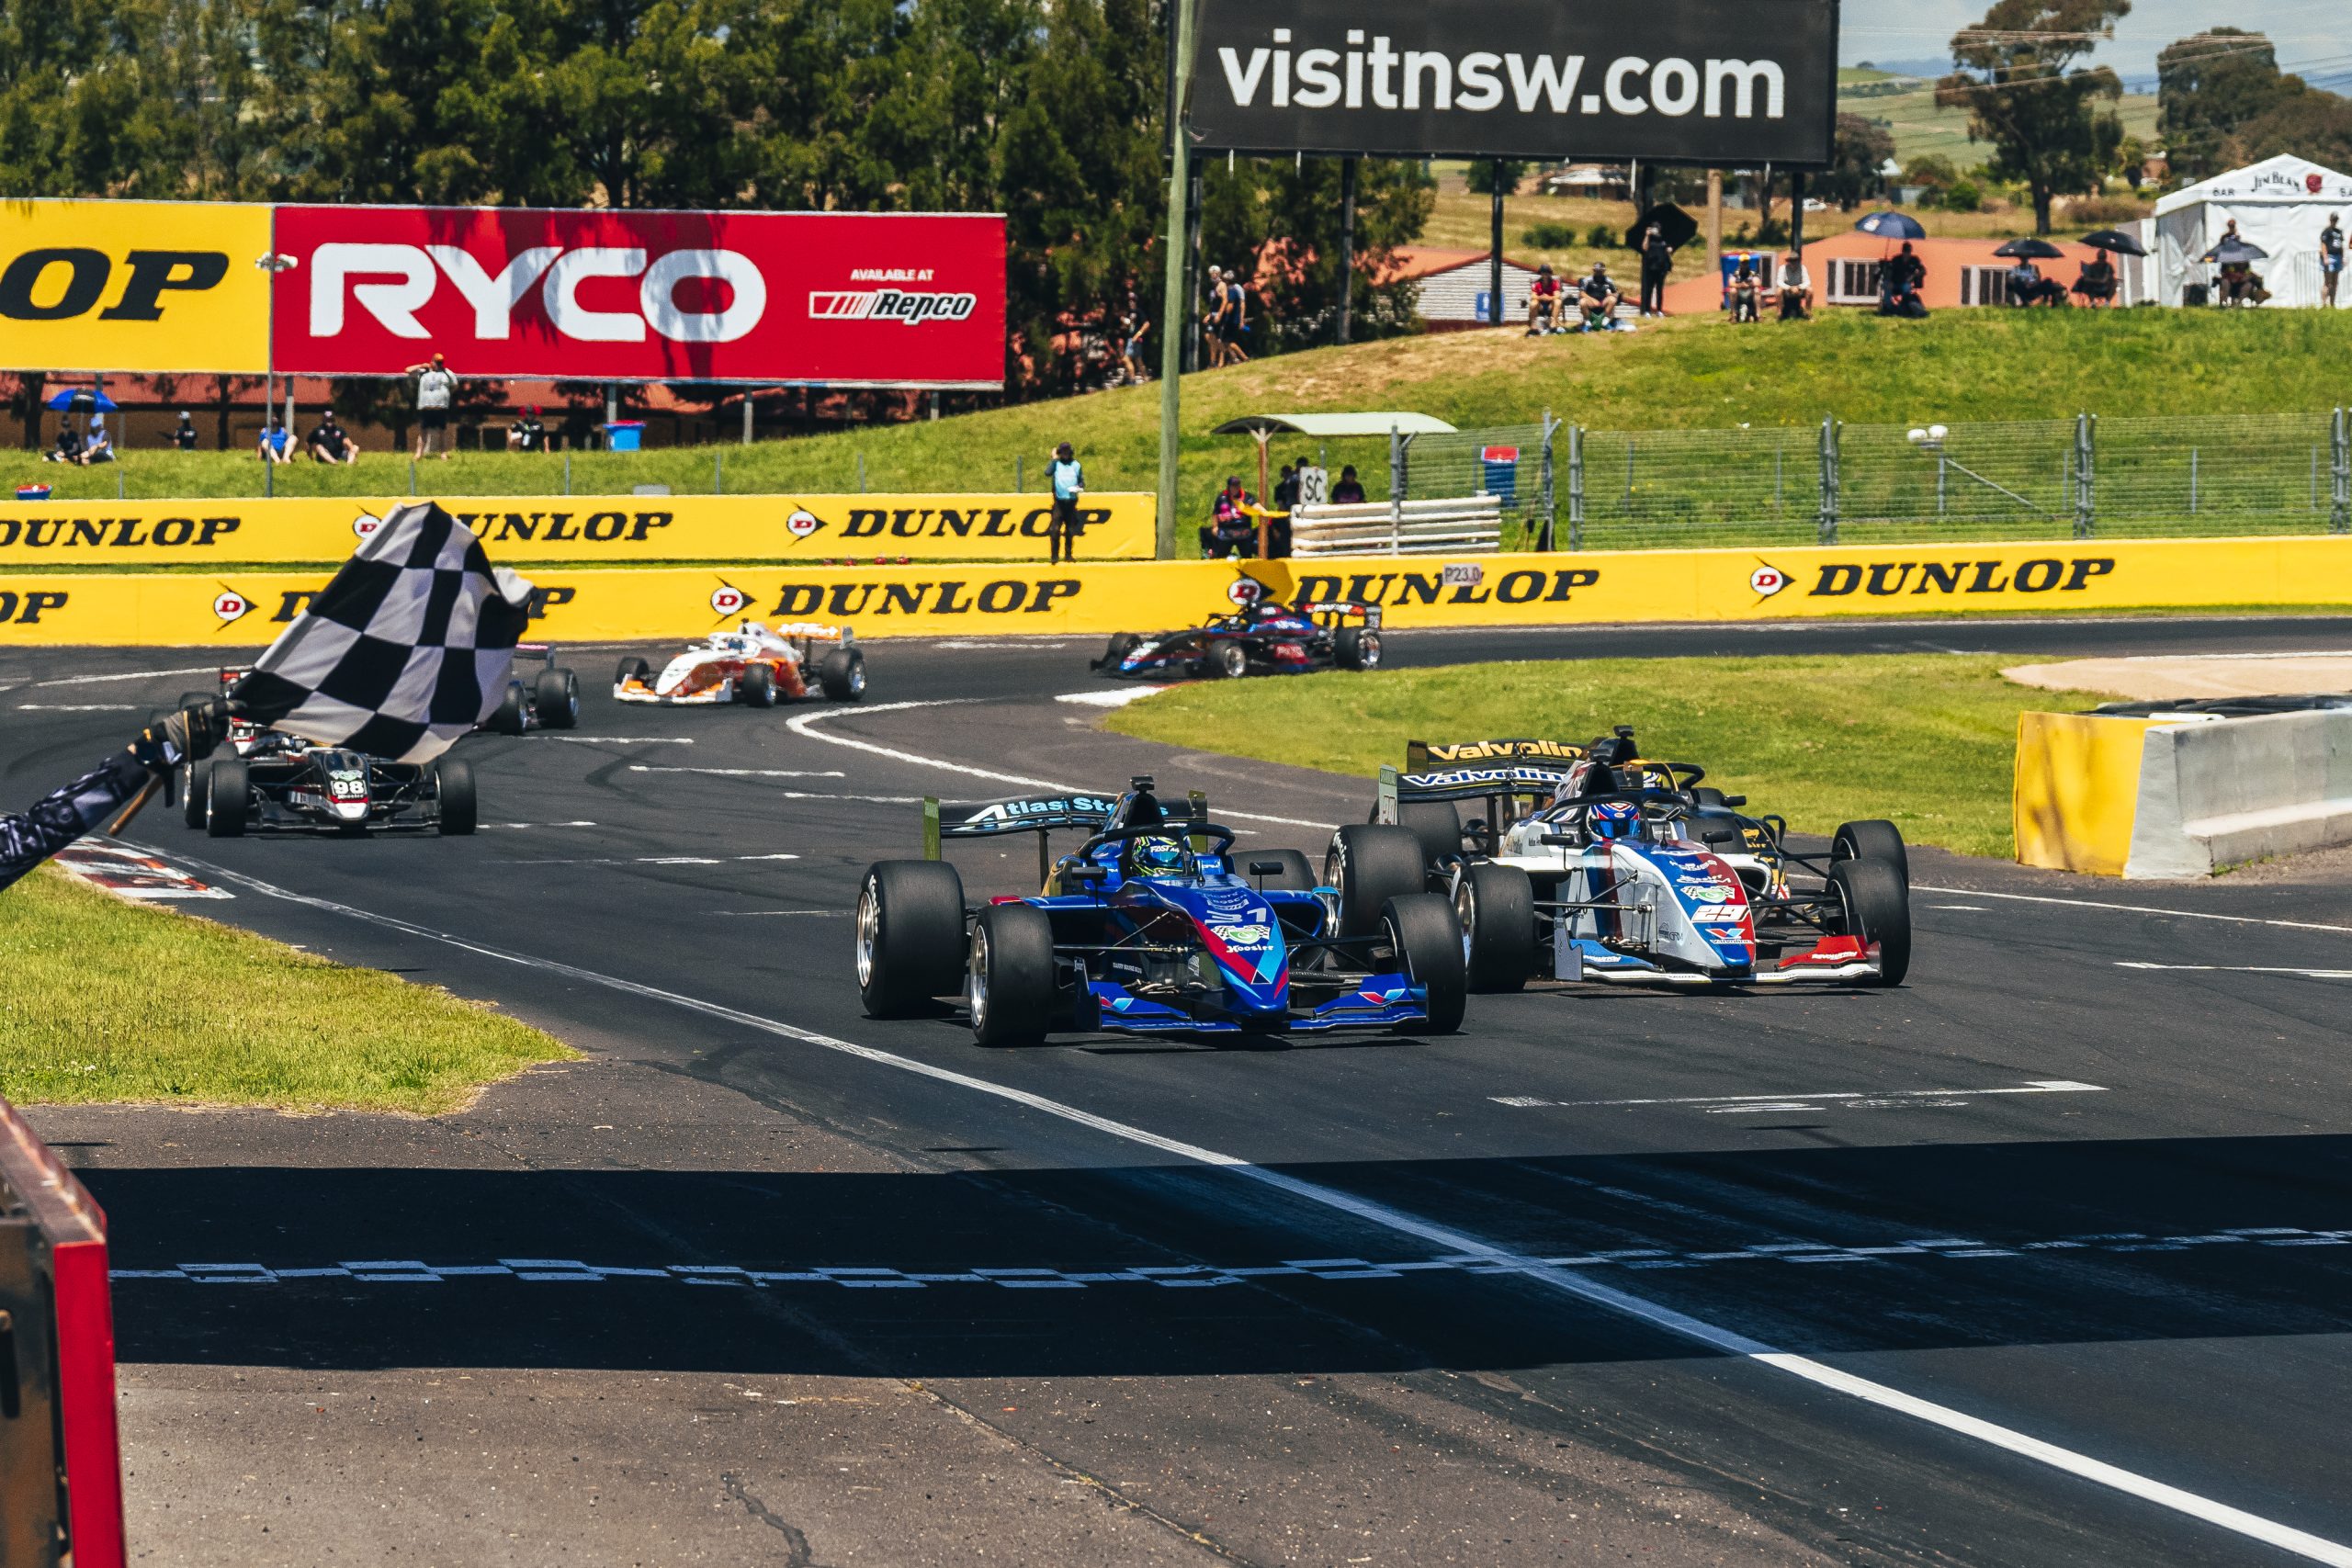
[53,840,231,901]
[1495,1079,2107,1114]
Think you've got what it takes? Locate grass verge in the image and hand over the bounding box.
[1106,654,2114,859]
[0,867,575,1111]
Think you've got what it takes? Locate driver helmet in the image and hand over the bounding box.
[1589,800,1643,840]
[1130,835,1187,876]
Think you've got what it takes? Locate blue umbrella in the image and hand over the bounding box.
[44,388,119,413]
[1856,211,1928,240]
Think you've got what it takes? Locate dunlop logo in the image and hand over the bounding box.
[1806,558,2116,596]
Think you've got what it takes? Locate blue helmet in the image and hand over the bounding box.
[1588,800,1643,840]
[1131,835,1187,875]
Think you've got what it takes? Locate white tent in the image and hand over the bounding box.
[2154,153,2352,309]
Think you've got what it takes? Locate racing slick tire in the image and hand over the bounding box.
[1384,893,1466,1034]
[176,690,215,713]
[1396,799,1464,870]
[434,756,478,836]
[1204,638,1250,680]
[205,758,250,838]
[1455,863,1535,993]
[1828,858,1910,987]
[1334,626,1382,671]
[1833,819,1909,888]
[1251,849,1317,890]
[490,680,528,735]
[738,663,779,707]
[535,667,581,729]
[1100,633,1141,671]
[180,761,209,829]
[1690,786,1728,807]
[856,861,968,1017]
[1326,824,1427,939]
[616,656,650,689]
[816,648,867,701]
[968,902,1057,1047]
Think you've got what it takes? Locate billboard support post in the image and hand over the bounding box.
[1337,158,1358,345]
[1157,0,1198,558]
[1488,163,1506,326]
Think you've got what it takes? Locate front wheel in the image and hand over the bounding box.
[1385,893,1466,1033]
[856,861,967,1017]
[180,761,209,829]
[490,681,527,736]
[738,663,777,707]
[205,758,250,838]
[1101,632,1141,671]
[1456,863,1535,992]
[1204,638,1249,680]
[1829,858,1910,987]
[615,656,651,689]
[435,756,477,835]
[968,902,1057,1046]
[816,648,866,701]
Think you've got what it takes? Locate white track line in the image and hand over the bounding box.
[17,703,138,712]
[786,701,1339,830]
[531,736,695,746]
[134,842,2352,1566]
[1916,885,2352,936]
[2117,962,2352,980]
[629,765,845,779]
[1513,1079,2107,1109]
[30,664,220,686]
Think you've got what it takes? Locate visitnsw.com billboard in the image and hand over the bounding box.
[268,206,1007,389]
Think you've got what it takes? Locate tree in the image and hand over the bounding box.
[2157,29,2292,181]
[2231,86,2352,172]
[1937,0,2129,234]
[1464,160,1529,196]
[1820,114,1896,209]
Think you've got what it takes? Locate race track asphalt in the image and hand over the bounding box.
[6,613,2352,1567]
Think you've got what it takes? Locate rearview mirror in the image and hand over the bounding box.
[1066,864,1111,883]
[1724,795,1748,807]
[1248,860,1284,875]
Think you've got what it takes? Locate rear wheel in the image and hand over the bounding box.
[490,681,527,735]
[1455,863,1535,992]
[815,648,866,701]
[1832,819,1909,888]
[738,663,777,707]
[1690,786,1728,807]
[968,902,1057,1046]
[1397,799,1463,868]
[535,667,580,729]
[434,756,477,835]
[615,656,650,688]
[1204,638,1249,680]
[205,758,249,838]
[1325,823,1427,938]
[1384,893,1466,1033]
[1251,848,1317,890]
[180,761,209,829]
[1829,858,1910,987]
[855,861,967,1017]
[1334,626,1381,670]
[175,689,214,713]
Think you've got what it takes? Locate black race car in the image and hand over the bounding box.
[1092,599,1382,680]
[186,733,476,838]
[483,646,581,735]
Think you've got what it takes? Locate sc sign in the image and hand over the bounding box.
[0,200,273,374]
[1186,0,1837,164]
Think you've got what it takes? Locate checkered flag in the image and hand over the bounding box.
[229,502,535,763]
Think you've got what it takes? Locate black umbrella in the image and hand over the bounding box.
[2202,237,2268,265]
[1992,238,2064,259]
[1855,210,1928,240]
[1624,202,1699,252]
[2080,228,2147,256]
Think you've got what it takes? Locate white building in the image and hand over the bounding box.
[2154,153,2352,309]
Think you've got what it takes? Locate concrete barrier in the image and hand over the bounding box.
[2017,709,2352,878]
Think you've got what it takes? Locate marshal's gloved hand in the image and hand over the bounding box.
[1,697,233,895]
[126,697,229,774]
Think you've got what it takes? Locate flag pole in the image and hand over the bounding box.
[1156,0,1198,559]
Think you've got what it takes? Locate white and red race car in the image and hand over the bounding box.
[614,622,867,706]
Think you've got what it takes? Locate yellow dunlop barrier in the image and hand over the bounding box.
[0,198,273,374]
[0,492,1157,565]
[1,534,2346,646]
[2013,711,2165,875]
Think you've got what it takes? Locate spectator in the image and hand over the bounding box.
[1046,441,1084,564]
[1728,254,1761,322]
[1638,224,1675,317]
[169,411,200,451]
[307,411,357,464]
[1218,268,1252,364]
[2322,213,2344,310]
[404,352,458,460]
[81,414,114,464]
[506,406,550,452]
[2217,257,2265,306]
[1331,464,1366,504]
[1119,310,1150,384]
[2004,259,2066,307]
[1199,476,1258,558]
[1525,263,1563,335]
[46,419,82,465]
[1778,253,1814,320]
[1878,243,1928,318]
[255,415,292,464]
[1203,265,1229,367]
[1577,262,1622,330]
[2072,250,2118,306]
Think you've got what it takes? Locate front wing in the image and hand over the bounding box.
[1078,973,1428,1032]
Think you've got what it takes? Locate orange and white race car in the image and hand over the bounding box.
[613,622,867,706]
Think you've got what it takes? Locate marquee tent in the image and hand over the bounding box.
[2154,153,2352,309]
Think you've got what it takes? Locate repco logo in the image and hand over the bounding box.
[0,248,228,323]
[1805,558,2115,597]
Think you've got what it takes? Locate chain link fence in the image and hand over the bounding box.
[1403,409,2352,550]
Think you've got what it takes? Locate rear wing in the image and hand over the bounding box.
[1299,601,1382,627]
[1405,737,1589,771]
[766,621,853,643]
[1395,762,1585,804]
[941,793,1121,840]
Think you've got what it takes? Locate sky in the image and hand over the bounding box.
[1842,0,2352,90]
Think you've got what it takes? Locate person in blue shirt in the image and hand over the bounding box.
[1047,441,1084,563]
[256,416,292,464]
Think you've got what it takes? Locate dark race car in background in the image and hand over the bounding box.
[1092,599,1382,680]
[854,776,1462,1045]
[483,646,582,735]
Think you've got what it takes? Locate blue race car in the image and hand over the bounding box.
[853,776,1462,1045]
[1091,599,1381,681]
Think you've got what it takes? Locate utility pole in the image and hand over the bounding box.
[1488,160,1507,326]
[1156,0,1198,558]
[1337,157,1358,344]
[1705,168,1724,273]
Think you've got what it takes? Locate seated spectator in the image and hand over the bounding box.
[81,414,114,464]
[46,420,83,465]
[1728,255,1761,322]
[1577,263,1623,330]
[1778,254,1814,320]
[2216,261,2267,306]
[307,412,357,464]
[2072,251,2119,305]
[169,411,200,451]
[1198,476,1259,559]
[1525,263,1563,335]
[506,405,551,452]
[2005,260,2067,307]
[256,416,293,464]
[1878,243,1929,318]
[1331,464,1366,504]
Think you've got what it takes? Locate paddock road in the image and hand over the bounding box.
[8,613,2352,1567]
